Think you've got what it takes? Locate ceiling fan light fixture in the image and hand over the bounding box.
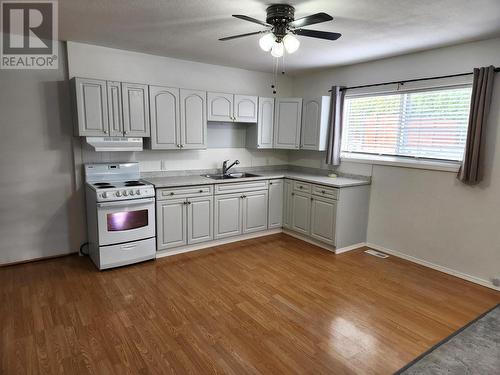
[259,33,275,52]
[283,34,300,54]
[270,41,284,58]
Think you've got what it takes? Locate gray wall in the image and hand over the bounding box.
[292,37,500,288]
[0,43,86,264]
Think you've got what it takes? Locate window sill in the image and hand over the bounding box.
[340,153,461,172]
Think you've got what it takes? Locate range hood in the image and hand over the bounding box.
[86,137,143,152]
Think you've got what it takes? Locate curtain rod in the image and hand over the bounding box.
[328,67,500,92]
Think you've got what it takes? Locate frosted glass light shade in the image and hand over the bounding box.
[259,33,275,52]
[271,42,284,58]
[283,34,300,54]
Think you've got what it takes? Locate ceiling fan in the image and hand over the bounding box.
[219,4,341,57]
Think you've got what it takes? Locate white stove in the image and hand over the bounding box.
[84,163,156,270]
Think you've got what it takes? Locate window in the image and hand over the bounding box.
[342,86,472,161]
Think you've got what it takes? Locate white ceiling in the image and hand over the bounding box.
[59,0,500,74]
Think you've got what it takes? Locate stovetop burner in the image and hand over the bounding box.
[125,180,146,186]
[94,182,112,186]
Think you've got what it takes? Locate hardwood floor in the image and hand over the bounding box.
[1,233,499,374]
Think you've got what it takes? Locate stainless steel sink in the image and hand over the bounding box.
[203,172,261,180]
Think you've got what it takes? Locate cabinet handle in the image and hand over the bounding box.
[124,131,128,135]
[269,182,272,185]
[199,189,203,193]
[299,186,303,189]
[103,130,108,134]
[170,192,175,195]
[187,201,191,205]
[291,192,295,196]
[310,197,314,201]
[183,201,187,205]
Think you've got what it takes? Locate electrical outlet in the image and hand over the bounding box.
[492,278,500,287]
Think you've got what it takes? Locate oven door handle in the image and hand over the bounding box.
[97,197,155,208]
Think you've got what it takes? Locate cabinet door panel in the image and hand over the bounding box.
[122,82,150,137]
[149,86,180,150]
[291,192,311,235]
[207,92,233,122]
[187,196,213,245]
[157,199,187,250]
[74,78,109,136]
[107,81,123,136]
[310,196,336,245]
[234,95,258,123]
[283,179,293,229]
[214,193,242,239]
[180,89,207,149]
[268,180,283,229]
[301,98,321,150]
[258,97,274,148]
[242,190,268,234]
[274,98,302,149]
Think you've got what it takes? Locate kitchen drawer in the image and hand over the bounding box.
[312,184,338,200]
[157,185,213,200]
[293,181,312,194]
[99,237,155,270]
[215,180,268,195]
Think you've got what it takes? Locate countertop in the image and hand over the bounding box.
[144,170,370,189]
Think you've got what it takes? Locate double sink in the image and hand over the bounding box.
[203,172,261,180]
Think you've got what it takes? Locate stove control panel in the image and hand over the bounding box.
[97,187,155,202]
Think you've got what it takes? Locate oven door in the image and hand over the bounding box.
[97,197,155,246]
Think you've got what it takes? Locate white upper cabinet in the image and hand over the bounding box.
[245,97,274,149]
[207,92,233,122]
[207,92,258,123]
[149,85,180,150]
[273,97,303,149]
[149,87,207,150]
[106,81,123,137]
[258,97,274,148]
[180,89,207,149]
[301,96,331,151]
[122,82,150,137]
[234,95,258,123]
[73,78,109,136]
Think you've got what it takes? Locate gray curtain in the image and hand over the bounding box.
[325,86,346,166]
[458,66,496,184]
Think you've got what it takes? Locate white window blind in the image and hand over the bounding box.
[342,86,472,161]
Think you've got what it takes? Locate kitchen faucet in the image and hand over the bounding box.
[222,159,240,175]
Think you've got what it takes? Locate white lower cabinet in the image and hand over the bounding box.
[214,193,243,239]
[215,187,269,239]
[291,191,311,235]
[268,179,284,229]
[283,179,293,229]
[310,196,337,245]
[157,198,187,250]
[187,196,213,245]
[243,190,269,234]
[156,187,213,251]
[155,178,369,253]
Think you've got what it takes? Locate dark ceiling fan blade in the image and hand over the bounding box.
[289,12,333,28]
[219,30,267,41]
[232,14,270,27]
[294,29,342,41]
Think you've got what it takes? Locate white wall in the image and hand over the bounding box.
[67,41,293,173]
[0,43,86,264]
[293,37,500,287]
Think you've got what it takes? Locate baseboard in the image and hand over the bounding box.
[282,230,335,252]
[0,252,78,267]
[366,242,500,292]
[156,229,283,258]
[335,242,367,254]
